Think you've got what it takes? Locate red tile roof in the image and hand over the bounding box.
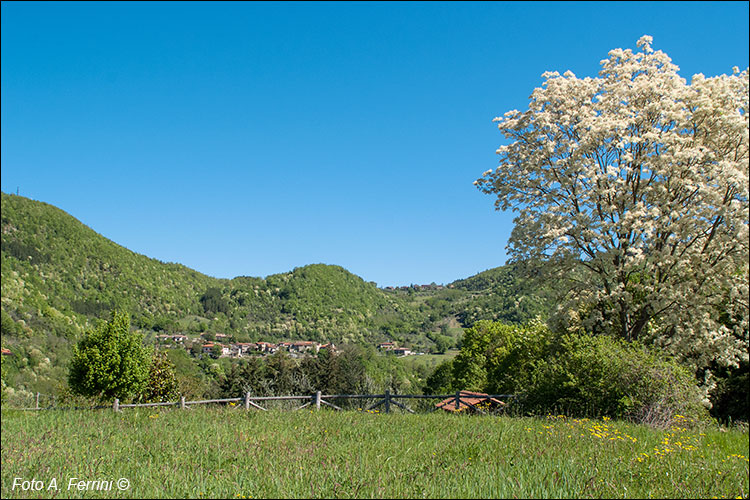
[435,391,506,413]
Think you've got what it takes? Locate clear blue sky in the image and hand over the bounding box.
[2,1,748,286]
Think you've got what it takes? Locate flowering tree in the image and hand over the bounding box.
[475,36,748,371]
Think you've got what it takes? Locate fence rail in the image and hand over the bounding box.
[7,391,517,415]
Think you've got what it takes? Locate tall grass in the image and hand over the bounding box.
[2,407,747,498]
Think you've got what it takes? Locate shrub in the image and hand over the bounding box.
[521,333,710,427]
[444,320,710,427]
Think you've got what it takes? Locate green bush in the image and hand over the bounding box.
[522,333,709,427]
[444,320,710,427]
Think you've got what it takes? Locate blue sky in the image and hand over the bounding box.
[2,1,748,286]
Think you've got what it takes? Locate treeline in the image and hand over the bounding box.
[213,345,421,400]
[3,309,432,410]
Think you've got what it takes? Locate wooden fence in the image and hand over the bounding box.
[11,391,517,415]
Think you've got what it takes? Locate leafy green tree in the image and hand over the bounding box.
[210,344,224,359]
[218,357,268,397]
[166,349,210,399]
[518,332,709,426]
[68,311,150,401]
[432,335,452,354]
[451,320,511,391]
[1,352,11,404]
[140,350,179,403]
[423,360,455,395]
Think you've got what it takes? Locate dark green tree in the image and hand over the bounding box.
[708,361,749,424]
[200,287,229,315]
[336,344,368,394]
[265,351,297,395]
[316,347,345,393]
[299,354,324,392]
[218,357,268,397]
[423,360,455,395]
[140,350,179,403]
[190,342,203,357]
[210,344,224,359]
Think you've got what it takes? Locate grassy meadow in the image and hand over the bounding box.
[1,407,748,499]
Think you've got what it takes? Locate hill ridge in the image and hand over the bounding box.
[1,191,550,396]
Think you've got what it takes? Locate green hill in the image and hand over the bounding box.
[0,193,417,342]
[1,192,551,397]
[0,193,425,393]
[191,263,426,345]
[1,193,223,392]
[449,262,553,325]
[1,192,221,325]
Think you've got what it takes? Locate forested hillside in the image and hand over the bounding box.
[1,193,412,345]
[1,193,224,394]
[1,192,551,397]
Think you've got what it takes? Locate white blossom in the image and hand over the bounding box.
[476,36,749,371]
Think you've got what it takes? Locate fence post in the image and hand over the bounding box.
[314,391,321,410]
[180,396,186,410]
[455,391,461,411]
[35,392,40,410]
[384,390,390,413]
[113,398,119,413]
[244,392,251,411]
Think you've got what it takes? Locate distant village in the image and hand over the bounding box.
[382,283,450,291]
[154,333,418,360]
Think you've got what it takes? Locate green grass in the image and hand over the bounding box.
[399,352,457,371]
[1,408,747,499]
